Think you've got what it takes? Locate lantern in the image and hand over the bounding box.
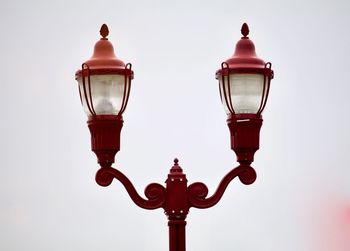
[75,24,133,167]
[216,23,274,166]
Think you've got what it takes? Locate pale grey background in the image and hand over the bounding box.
[1,0,350,250]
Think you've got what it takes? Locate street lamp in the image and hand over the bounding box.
[216,23,274,167]
[75,24,133,167]
[75,23,273,251]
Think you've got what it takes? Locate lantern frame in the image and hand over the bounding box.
[75,24,134,167]
[76,63,133,117]
[216,23,274,166]
[217,61,273,118]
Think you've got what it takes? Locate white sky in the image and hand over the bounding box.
[1,0,350,250]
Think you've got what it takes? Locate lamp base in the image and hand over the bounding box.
[227,114,262,166]
[87,115,123,167]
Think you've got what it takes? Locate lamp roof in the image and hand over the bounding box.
[85,24,125,69]
[76,24,132,78]
[225,23,266,70]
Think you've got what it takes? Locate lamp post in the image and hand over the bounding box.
[75,23,273,251]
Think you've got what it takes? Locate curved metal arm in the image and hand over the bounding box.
[96,167,166,210]
[187,165,256,209]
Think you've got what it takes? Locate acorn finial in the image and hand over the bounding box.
[241,23,249,38]
[174,158,179,165]
[100,24,109,39]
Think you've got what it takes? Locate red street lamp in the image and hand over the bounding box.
[216,23,274,167]
[76,23,273,251]
[75,24,133,167]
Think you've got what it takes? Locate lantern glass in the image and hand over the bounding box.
[78,74,129,116]
[219,73,266,114]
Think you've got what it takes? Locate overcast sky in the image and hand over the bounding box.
[1,0,350,250]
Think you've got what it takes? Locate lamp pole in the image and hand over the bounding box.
[75,23,274,251]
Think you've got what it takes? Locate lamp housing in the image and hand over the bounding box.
[75,24,133,167]
[216,23,274,166]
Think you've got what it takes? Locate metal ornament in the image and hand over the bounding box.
[95,159,256,251]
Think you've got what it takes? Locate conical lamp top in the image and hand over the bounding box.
[84,24,125,70]
[225,23,266,70]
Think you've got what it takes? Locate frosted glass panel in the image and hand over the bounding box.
[78,74,127,116]
[219,74,265,114]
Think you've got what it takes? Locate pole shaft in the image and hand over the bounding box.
[168,220,186,251]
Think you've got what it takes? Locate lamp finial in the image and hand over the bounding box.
[100,24,109,39]
[241,23,249,38]
[170,158,182,173]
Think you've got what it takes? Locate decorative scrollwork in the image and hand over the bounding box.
[96,168,114,186]
[187,182,208,200]
[145,183,166,205]
[95,167,166,210]
[238,166,257,185]
[188,165,256,209]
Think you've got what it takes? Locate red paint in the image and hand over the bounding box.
[216,23,273,75]
[77,23,273,251]
[76,24,133,118]
[227,114,262,166]
[75,24,133,78]
[95,159,256,251]
[216,23,274,168]
[165,159,189,219]
[88,115,123,167]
